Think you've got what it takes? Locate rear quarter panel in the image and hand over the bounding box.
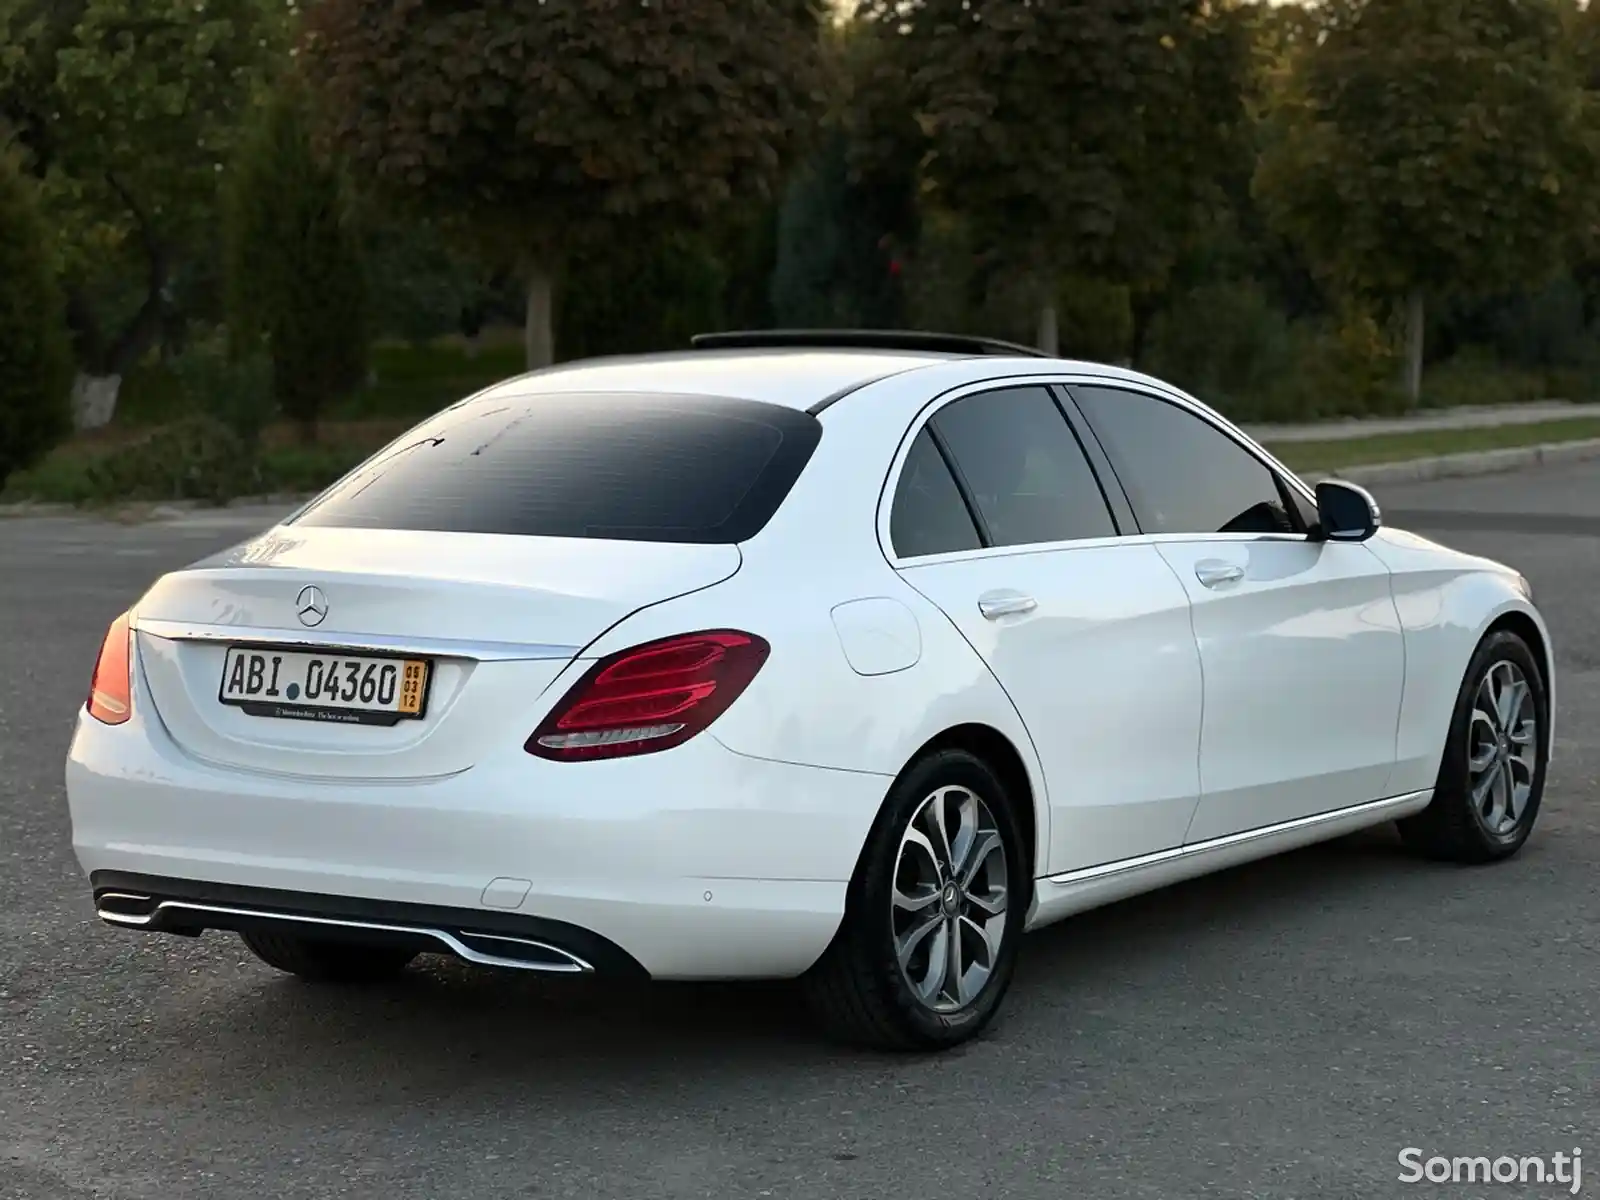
[572,380,1054,876]
[1363,527,1554,795]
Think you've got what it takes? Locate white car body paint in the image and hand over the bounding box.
[66,347,1555,983]
[829,598,922,677]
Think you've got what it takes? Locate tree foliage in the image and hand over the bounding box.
[225,75,368,439]
[0,0,281,423]
[0,152,72,483]
[301,0,828,366]
[770,130,912,328]
[850,0,1250,336]
[1255,0,1598,395]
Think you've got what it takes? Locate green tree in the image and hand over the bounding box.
[224,76,368,441]
[770,130,913,329]
[0,0,281,428]
[770,23,919,330]
[0,152,72,483]
[302,0,827,369]
[1255,0,1599,401]
[559,228,729,360]
[363,215,488,348]
[851,0,1249,352]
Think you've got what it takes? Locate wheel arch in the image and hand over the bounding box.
[1481,604,1556,760]
[901,723,1042,887]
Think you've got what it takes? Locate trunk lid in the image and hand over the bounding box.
[131,525,741,780]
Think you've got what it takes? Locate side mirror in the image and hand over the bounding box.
[1312,480,1382,543]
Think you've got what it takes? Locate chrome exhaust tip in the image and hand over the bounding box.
[95,892,157,925]
[451,930,591,973]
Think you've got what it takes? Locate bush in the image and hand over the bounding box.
[1142,281,1299,414]
[1056,275,1134,363]
[770,131,910,329]
[91,417,257,504]
[900,209,1038,345]
[225,77,368,437]
[0,154,72,484]
[558,230,729,360]
[364,217,486,346]
[1144,283,1406,422]
[168,338,276,448]
[0,416,387,507]
[1418,347,1553,410]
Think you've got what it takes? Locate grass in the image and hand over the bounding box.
[1266,417,1600,473]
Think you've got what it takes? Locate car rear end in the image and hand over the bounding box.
[65,388,888,980]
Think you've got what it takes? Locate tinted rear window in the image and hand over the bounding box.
[291,392,822,543]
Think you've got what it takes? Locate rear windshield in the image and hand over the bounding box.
[290,392,822,543]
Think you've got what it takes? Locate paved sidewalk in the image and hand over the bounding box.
[1245,400,1600,443]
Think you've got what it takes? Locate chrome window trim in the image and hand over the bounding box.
[878,371,1318,567]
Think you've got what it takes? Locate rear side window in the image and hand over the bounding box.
[890,428,983,558]
[291,392,821,543]
[931,386,1118,547]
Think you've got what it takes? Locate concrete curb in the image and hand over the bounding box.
[1296,437,1600,487]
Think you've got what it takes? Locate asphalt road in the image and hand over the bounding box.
[3,468,1597,1200]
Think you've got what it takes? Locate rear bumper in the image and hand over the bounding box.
[65,705,891,980]
[90,871,650,977]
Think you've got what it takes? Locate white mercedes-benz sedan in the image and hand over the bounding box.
[65,330,1553,1051]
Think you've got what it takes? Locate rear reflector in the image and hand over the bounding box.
[526,630,769,761]
[87,611,133,725]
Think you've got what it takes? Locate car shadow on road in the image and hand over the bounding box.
[99,823,1469,1106]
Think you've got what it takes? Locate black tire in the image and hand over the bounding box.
[240,929,417,983]
[802,748,1029,1052]
[1398,628,1549,864]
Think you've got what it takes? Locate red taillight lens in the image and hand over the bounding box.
[87,611,133,725]
[527,630,770,761]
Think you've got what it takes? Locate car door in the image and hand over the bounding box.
[884,382,1205,875]
[1066,383,1405,844]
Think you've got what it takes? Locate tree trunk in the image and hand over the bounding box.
[60,174,172,430]
[1404,290,1425,404]
[1036,304,1060,356]
[523,267,555,370]
[70,373,122,431]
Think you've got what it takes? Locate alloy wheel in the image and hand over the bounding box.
[890,785,1010,1013]
[1467,659,1539,839]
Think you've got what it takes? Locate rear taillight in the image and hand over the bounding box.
[87,611,133,725]
[527,630,770,761]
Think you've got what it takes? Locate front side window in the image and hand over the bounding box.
[930,386,1117,548]
[1070,386,1300,536]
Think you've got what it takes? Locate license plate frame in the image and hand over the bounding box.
[217,642,434,727]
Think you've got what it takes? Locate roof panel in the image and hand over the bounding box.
[473,348,953,410]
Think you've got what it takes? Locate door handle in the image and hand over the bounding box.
[1194,561,1245,589]
[978,591,1038,620]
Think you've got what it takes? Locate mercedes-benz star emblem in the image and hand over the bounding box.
[295,585,328,628]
